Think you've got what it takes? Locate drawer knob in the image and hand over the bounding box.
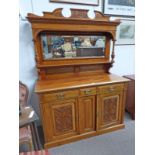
[57,93,65,100]
[84,89,91,95]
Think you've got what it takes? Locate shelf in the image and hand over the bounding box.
[37,60,111,68]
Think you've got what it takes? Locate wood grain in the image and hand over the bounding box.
[35,73,129,93]
[78,96,96,133]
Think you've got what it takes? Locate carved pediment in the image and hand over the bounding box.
[27,8,120,24]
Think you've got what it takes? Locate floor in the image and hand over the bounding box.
[48,113,135,155]
[20,113,134,154]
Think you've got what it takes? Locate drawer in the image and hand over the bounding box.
[41,90,79,102]
[80,87,96,97]
[97,84,124,94]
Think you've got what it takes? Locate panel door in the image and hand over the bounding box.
[78,96,96,133]
[51,99,79,139]
[41,98,78,141]
[97,91,123,130]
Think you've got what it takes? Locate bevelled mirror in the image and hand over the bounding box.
[40,32,106,60]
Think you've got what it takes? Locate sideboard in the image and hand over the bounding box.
[27,8,129,148]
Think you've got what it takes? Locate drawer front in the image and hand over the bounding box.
[41,90,79,102]
[97,83,124,94]
[80,87,96,97]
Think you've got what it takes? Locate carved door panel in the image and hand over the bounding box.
[97,91,123,130]
[78,96,96,133]
[49,99,78,140]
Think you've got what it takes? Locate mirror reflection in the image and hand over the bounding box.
[41,33,106,59]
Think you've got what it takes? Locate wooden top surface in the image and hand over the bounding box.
[35,73,129,93]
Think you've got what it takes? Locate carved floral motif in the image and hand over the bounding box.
[103,96,119,123]
[54,105,73,133]
[71,10,88,18]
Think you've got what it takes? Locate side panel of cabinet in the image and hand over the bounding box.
[97,91,123,130]
[40,103,53,143]
[78,96,96,133]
